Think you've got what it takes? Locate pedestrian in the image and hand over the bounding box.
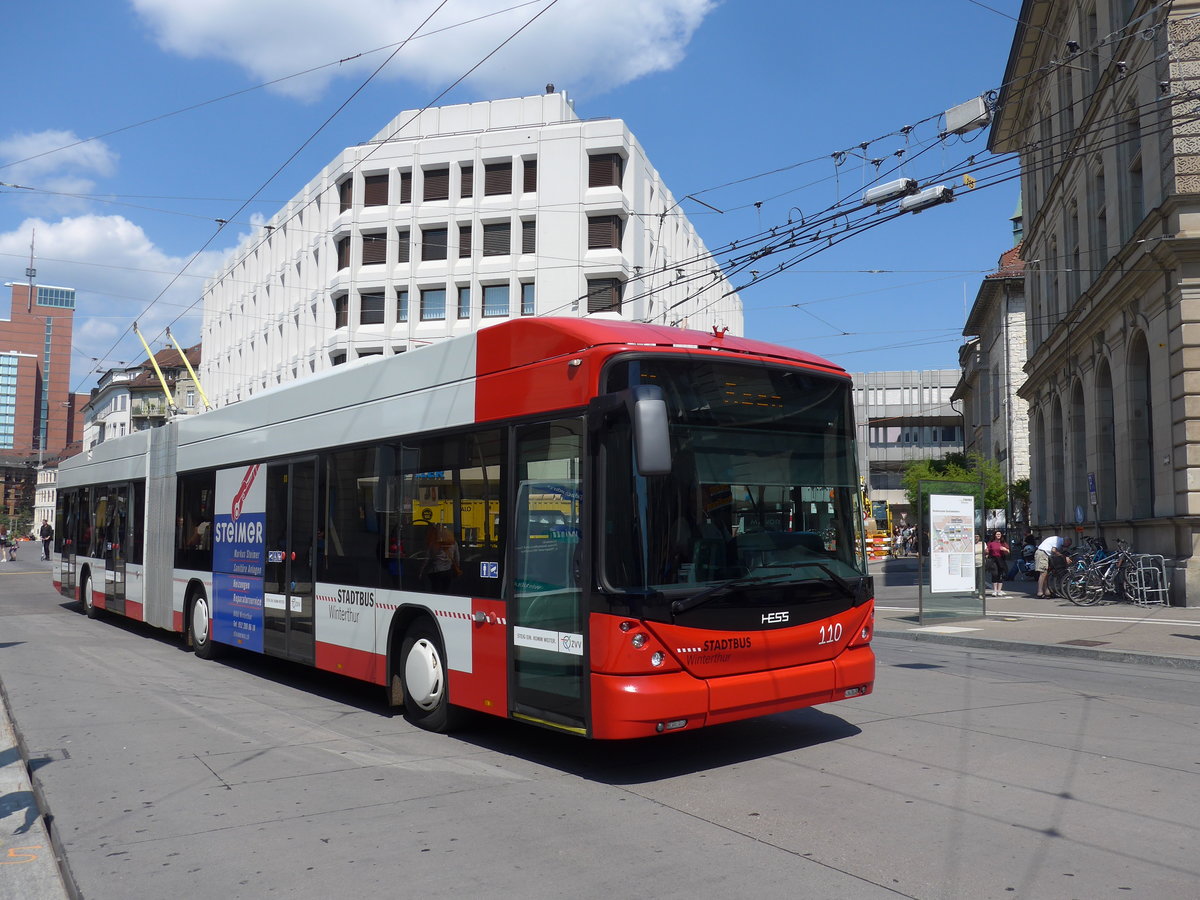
[39,519,54,561]
[1035,534,1073,598]
[986,530,1010,597]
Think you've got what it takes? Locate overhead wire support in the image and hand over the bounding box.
[166,327,212,412]
[132,322,179,417]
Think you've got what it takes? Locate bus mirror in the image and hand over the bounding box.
[631,386,671,476]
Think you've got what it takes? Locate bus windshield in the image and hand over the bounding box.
[601,356,866,602]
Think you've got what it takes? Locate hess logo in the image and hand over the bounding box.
[761,611,789,624]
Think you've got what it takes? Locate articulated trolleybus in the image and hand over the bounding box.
[55,317,874,739]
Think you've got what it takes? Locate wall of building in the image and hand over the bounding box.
[851,369,964,517]
[0,283,76,457]
[198,93,743,407]
[990,0,1200,603]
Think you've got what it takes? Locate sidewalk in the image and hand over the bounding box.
[871,556,1200,669]
[1,681,70,900]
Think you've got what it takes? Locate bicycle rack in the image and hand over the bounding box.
[1129,554,1170,606]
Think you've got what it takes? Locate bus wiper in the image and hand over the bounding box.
[671,572,792,616]
[752,562,861,600]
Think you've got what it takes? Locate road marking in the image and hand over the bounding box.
[876,605,1200,628]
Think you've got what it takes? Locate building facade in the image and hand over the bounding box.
[990,0,1200,603]
[1,283,79,457]
[34,465,55,539]
[851,369,964,520]
[199,92,743,406]
[954,241,1030,522]
[81,345,202,450]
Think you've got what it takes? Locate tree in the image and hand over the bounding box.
[1010,477,1030,525]
[902,452,1008,513]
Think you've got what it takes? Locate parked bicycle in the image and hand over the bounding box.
[1063,538,1138,606]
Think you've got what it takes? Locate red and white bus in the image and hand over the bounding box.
[54,316,874,739]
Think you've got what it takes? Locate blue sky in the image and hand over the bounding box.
[0,0,1024,390]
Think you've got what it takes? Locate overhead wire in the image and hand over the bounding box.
[39,1,1200,386]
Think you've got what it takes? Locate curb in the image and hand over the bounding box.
[0,678,76,900]
[875,628,1200,671]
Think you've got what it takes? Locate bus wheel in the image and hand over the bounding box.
[81,572,98,619]
[190,590,219,660]
[401,619,458,733]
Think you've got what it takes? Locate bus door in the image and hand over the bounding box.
[59,488,83,598]
[509,420,587,734]
[263,458,317,665]
[103,483,128,615]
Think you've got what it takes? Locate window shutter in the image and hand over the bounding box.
[399,171,412,203]
[522,220,536,254]
[588,153,622,188]
[586,278,622,313]
[422,228,448,261]
[587,215,621,249]
[359,292,385,325]
[396,230,410,263]
[363,174,388,206]
[423,168,449,202]
[482,223,511,256]
[361,233,386,265]
[336,236,350,270]
[338,179,353,212]
[484,162,512,196]
[460,165,473,199]
[459,224,472,258]
[523,158,537,193]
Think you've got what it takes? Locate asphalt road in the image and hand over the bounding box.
[2,560,1198,899]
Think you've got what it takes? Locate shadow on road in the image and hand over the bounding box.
[62,600,866,785]
[454,707,862,785]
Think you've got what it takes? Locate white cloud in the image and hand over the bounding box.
[0,130,119,215]
[0,214,227,385]
[130,0,716,100]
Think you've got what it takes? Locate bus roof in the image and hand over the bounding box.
[476,316,848,378]
[60,317,850,479]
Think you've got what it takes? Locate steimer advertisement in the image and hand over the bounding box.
[929,493,976,594]
[212,464,266,652]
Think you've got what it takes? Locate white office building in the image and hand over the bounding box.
[199,92,743,406]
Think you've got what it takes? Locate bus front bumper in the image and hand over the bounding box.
[588,645,875,740]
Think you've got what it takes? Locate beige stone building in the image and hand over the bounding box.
[955,239,1030,524]
[989,0,1200,603]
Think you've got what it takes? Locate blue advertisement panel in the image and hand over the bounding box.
[213,572,264,652]
[213,465,266,652]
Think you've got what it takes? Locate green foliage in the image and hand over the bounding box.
[902,452,1007,512]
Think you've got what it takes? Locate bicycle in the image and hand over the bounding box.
[1064,539,1137,605]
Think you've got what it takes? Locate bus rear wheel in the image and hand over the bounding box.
[400,619,459,733]
[81,572,98,619]
[189,590,219,660]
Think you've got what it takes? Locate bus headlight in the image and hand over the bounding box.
[650,651,665,667]
[631,633,647,649]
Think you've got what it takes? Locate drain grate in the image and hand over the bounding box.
[1058,639,1110,647]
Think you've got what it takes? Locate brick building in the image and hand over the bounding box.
[1,282,83,530]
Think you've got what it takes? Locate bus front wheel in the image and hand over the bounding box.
[189,590,219,660]
[400,619,458,733]
[81,572,98,619]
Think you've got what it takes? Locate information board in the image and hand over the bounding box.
[929,493,976,594]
